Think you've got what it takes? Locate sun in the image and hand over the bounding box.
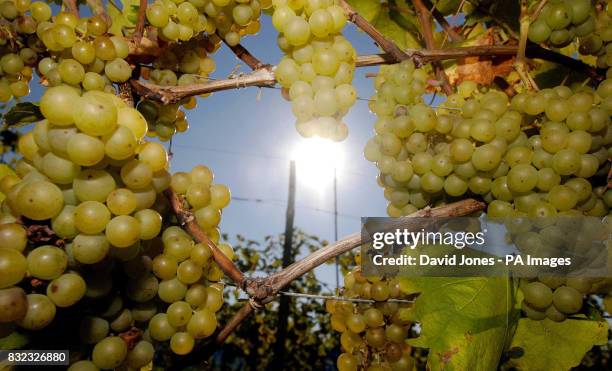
[291,138,344,190]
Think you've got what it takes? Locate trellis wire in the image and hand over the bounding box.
[277,291,414,304]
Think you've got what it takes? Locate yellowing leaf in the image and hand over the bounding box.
[400,276,517,371]
[507,318,609,371]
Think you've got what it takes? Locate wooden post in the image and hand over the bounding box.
[271,160,296,367]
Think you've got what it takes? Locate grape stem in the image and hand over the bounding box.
[412,0,453,95]
[62,0,79,18]
[163,189,247,288]
[133,0,148,45]
[220,35,270,71]
[530,0,549,21]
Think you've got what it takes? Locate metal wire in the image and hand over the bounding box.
[277,291,414,304]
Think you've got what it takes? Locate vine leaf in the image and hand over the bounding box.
[507,318,608,371]
[399,276,517,370]
[2,102,43,128]
[346,0,382,22]
[432,0,463,16]
[107,0,139,36]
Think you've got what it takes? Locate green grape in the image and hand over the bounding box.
[16,180,64,220]
[186,183,211,209]
[444,174,468,196]
[92,336,127,370]
[186,308,216,338]
[58,59,85,85]
[566,111,592,131]
[79,316,109,344]
[522,281,553,309]
[177,260,202,284]
[147,4,169,27]
[0,223,27,251]
[204,285,224,311]
[564,178,592,202]
[194,205,221,229]
[363,307,384,327]
[210,184,231,208]
[346,313,366,333]
[104,126,137,160]
[110,308,133,332]
[72,234,110,264]
[536,168,561,191]
[450,138,474,162]
[132,302,157,322]
[106,215,141,248]
[73,169,116,202]
[40,85,80,126]
[93,36,117,61]
[545,3,572,30]
[471,144,502,171]
[26,245,67,280]
[133,186,157,211]
[468,176,491,195]
[167,301,193,328]
[552,148,581,175]
[104,58,132,82]
[0,287,27,322]
[521,300,547,320]
[46,273,86,307]
[528,19,551,43]
[126,341,154,369]
[337,353,358,371]
[106,188,137,216]
[74,201,111,234]
[74,91,118,136]
[566,130,591,154]
[66,133,105,166]
[30,2,52,21]
[121,160,153,190]
[17,294,56,330]
[431,154,453,176]
[548,185,578,211]
[491,176,513,202]
[185,284,208,308]
[190,243,212,266]
[552,286,583,314]
[507,164,538,193]
[158,277,187,303]
[134,209,162,240]
[127,273,159,303]
[68,361,99,371]
[118,107,148,140]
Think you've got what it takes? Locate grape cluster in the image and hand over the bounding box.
[273,0,357,141]
[0,87,234,368]
[136,40,219,141]
[365,61,611,218]
[0,0,47,103]
[527,0,595,48]
[327,255,416,371]
[145,0,262,45]
[577,1,612,69]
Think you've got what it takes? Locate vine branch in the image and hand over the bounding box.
[221,37,269,70]
[170,198,486,364]
[63,0,79,18]
[134,0,147,43]
[163,189,246,287]
[412,0,453,95]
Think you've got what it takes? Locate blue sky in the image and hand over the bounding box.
[173,17,390,287]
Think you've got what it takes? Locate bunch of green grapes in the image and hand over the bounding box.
[273,0,357,141]
[145,0,262,45]
[527,0,596,48]
[365,61,611,218]
[577,0,612,68]
[0,0,48,102]
[32,10,134,90]
[327,255,416,371]
[136,41,218,140]
[0,86,233,367]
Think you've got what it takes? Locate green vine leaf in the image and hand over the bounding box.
[432,0,463,16]
[507,318,609,371]
[346,0,382,22]
[2,102,43,128]
[400,276,518,370]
